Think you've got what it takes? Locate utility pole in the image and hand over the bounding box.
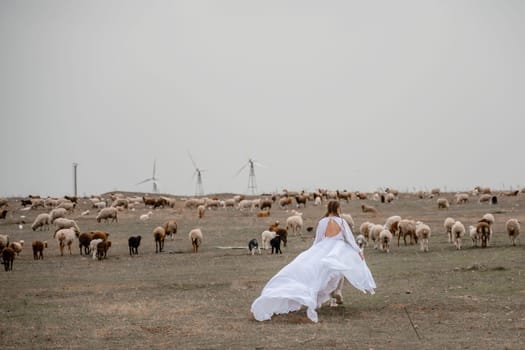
[73,163,78,197]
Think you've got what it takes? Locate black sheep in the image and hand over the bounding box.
[270,236,282,254]
[248,238,260,255]
[2,247,15,271]
[128,235,142,256]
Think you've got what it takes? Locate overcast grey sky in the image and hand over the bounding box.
[1,1,524,197]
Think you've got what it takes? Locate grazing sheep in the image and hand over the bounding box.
[359,221,374,242]
[0,209,7,220]
[96,240,112,260]
[384,215,401,236]
[31,213,51,231]
[2,247,15,271]
[295,195,308,208]
[270,235,282,254]
[198,205,205,219]
[248,238,261,255]
[361,204,378,215]
[437,198,450,209]
[444,217,456,243]
[378,229,393,253]
[53,218,80,235]
[505,219,520,246]
[54,228,76,256]
[274,228,288,248]
[9,240,24,256]
[476,222,491,248]
[162,220,178,240]
[469,225,479,247]
[78,232,94,256]
[286,213,303,236]
[451,221,465,250]
[260,199,272,211]
[128,235,142,255]
[189,228,203,253]
[32,240,47,260]
[397,219,417,246]
[96,207,118,223]
[261,230,277,250]
[355,234,367,250]
[478,194,492,204]
[90,238,104,260]
[415,222,431,252]
[49,207,68,223]
[455,193,469,205]
[153,226,166,253]
[369,224,385,249]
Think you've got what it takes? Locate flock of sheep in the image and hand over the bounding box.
[0,185,523,272]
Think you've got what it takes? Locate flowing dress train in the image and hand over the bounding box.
[251,216,376,323]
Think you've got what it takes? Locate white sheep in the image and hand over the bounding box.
[359,221,374,242]
[369,224,385,249]
[96,207,118,223]
[90,238,104,260]
[49,207,68,223]
[437,198,450,209]
[31,213,51,231]
[415,221,431,252]
[189,228,203,253]
[443,217,456,243]
[478,194,492,204]
[140,211,153,222]
[198,205,205,219]
[378,229,393,253]
[455,193,469,205]
[54,228,76,256]
[451,221,465,250]
[53,218,80,234]
[261,230,277,250]
[505,219,520,246]
[355,234,367,250]
[238,199,254,211]
[340,213,355,231]
[468,225,479,247]
[286,213,303,236]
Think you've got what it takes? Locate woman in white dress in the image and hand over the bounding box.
[251,200,376,323]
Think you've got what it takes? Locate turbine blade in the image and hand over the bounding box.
[136,177,152,185]
[234,162,248,177]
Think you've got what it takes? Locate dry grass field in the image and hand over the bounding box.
[0,191,524,350]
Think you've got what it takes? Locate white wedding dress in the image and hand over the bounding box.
[251,216,376,323]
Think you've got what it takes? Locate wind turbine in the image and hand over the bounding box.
[188,151,205,196]
[235,158,263,195]
[136,159,159,193]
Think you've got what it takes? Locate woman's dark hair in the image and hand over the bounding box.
[324,200,340,217]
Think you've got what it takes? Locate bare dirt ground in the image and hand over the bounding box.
[0,191,524,350]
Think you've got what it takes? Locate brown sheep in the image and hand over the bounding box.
[476,222,491,248]
[78,232,94,255]
[361,204,378,215]
[32,240,48,260]
[162,220,178,239]
[257,210,270,218]
[397,219,417,246]
[96,240,112,260]
[91,231,110,241]
[153,226,166,253]
[2,247,15,271]
[268,221,280,232]
[275,228,288,247]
